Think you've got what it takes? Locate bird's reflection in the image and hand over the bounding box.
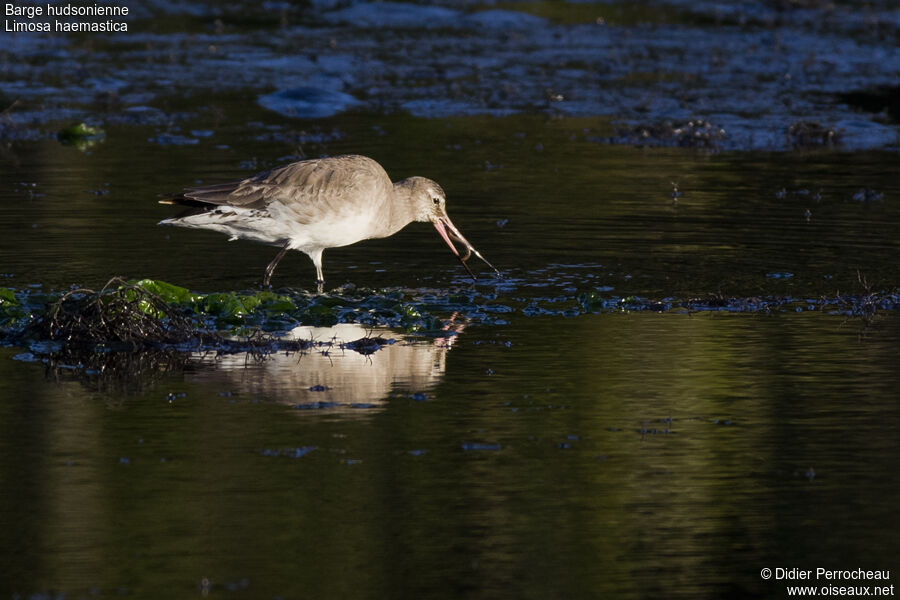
[186,322,464,412]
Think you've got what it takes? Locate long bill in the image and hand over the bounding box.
[432,216,502,281]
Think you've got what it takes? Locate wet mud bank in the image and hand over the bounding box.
[2,0,898,151]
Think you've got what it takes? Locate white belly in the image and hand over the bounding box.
[161,201,386,253]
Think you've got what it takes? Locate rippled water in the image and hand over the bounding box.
[2,313,899,598]
[3,2,900,598]
[3,112,899,295]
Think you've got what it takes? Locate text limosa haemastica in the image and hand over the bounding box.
[159,155,500,289]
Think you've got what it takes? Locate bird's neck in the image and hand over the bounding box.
[385,180,422,236]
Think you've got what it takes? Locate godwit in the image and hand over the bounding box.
[159,155,499,289]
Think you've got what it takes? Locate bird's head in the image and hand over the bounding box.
[397,176,448,223]
[399,176,501,281]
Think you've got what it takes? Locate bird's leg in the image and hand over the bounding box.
[262,243,290,288]
[312,250,325,294]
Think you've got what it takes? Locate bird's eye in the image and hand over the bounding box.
[432,197,441,205]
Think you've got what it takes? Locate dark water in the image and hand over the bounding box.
[3,1,900,598]
[2,314,900,598]
[3,111,899,295]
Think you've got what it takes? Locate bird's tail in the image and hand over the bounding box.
[157,194,218,223]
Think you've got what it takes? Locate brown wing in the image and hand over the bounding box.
[161,155,393,220]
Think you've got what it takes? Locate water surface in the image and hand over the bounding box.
[2,313,899,598]
[2,2,899,598]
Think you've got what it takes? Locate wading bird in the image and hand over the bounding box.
[159,155,500,290]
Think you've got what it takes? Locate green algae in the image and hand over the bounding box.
[128,280,302,326]
[132,279,202,305]
[56,122,106,150]
[0,287,36,331]
[0,278,475,354]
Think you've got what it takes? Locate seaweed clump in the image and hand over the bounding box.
[787,121,841,148]
[610,119,726,148]
[342,336,393,355]
[24,277,223,350]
